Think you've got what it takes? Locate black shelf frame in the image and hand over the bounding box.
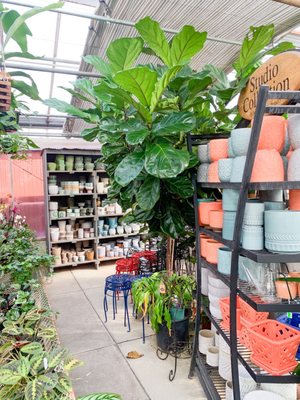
[188,86,300,399]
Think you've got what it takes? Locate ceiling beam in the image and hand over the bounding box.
[1,0,242,46]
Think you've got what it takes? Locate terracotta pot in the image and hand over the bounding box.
[206,240,222,264]
[199,201,222,226]
[275,280,298,300]
[200,235,210,258]
[197,198,214,225]
[289,190,300,210]
[209,139,228,162]
[254,115,285,152]
[251,150,284,182]
[208,161,220,182]
[85,250,95,261]
[209,210,224,231]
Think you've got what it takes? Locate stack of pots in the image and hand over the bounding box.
[208,276,229,319]
[241,201,264,251]
[197,139,228,183]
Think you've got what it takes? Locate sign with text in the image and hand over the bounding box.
[238,51,300,120]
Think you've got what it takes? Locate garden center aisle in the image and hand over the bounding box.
[45,264,206,400]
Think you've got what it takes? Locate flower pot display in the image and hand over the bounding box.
[218,158,232,182]
[243,201,264,225]
[230,156,246,182]
[248,319,300,375]
[251,150,284,182]
[231,127,251,156]
[198,144,210,163]
[48,184,59,195]
[47,162,56,171]
[289,190,300,210]
[208,209,223,231]
[222,189,239,211]
[288,149,300,181]
[197,163,209,182]
[288,114,300,149]
[198,200,222,226]
[222,211,236,240]
[206,240,222,264]
[207,161,220,182]
[275,279,298,300]
[209,138,228,161]
[241,225,264,250]
[265,210,300,253]
[217,247,231,275]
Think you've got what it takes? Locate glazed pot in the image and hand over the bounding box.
[243,201,264,226]
[289,190,300,210]
[49,184,59,195]
[222,211,236,240]
[222,189,239,211]
[199,329,215,354]
[218,158,232,182]
[219,349,232,381]
[207,161,220,182]
[47,162,56,171]
[264,201,286,211]
[257,115,285,152]
[230,156,246,182]
[217,247,231,275]
[288,114,300,149]
[251,150,284,182]
[197,144,210,163]
[275,279,298,300]
[206,240,222,264]
[231,127,251,156]
[58,220,66,231]
[85,250,95,261]
[97,182,104,194]
[242,225,264,251]
[197,163,209,183]
[198,200,222,226]
[206,346,219,367]
[50,230,60,242]
[261,383,297,400]
[288,148,300,181]
[265,210,300,253]
[209,139,228,162]
[238,364,257,399]
[209,210,223,231]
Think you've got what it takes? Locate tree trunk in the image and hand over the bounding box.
[166,236,175,275]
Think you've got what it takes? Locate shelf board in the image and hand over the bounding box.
[99,233,140,240]
[51,215,95,221]
[199,227,232,248]
[202,258,300,312]
[48,193,94,197]
[51,237,96,244]
[198,181,300,190]
[202,304,300,383]
[98,213,124,218]
[53,259,98,268]
[195,353,224,400]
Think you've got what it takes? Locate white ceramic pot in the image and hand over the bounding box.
[218,349,232,381]
[51,230,60,242]
[117,226,124,234]
[73,255,79,262]
[244,390,285,400]
[97,182,104,194]
[82,222,92,229]
[206,346,219,367]
[109,228,116,236]
[238,364,257,399]
[49,201,58,211]
[58,220,66,230]
[208,284,230,298]
[115,204,122,214]
[50,210,58,219]
[261,383,297,400]
[124,225,132,234]
[101,178,109,184]
[209,303,223,319]
[225,381,233,400]
[199,329,215,354]
[98,246,106,258]
[49,184,59,195]
[66,224,72,233]
[208,276,228,290]
[201,268,213,296]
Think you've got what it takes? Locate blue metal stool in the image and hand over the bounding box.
[103,274,132,332]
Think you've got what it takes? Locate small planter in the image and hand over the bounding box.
[209,209,223,231]
[198,200,222,226]
[231,127,251,156]
[207,161,220,182]
[289,190,300,210]
[288,149,300,181]
[206,240,222,264]
[197,144,210,163]
[197,163,209,183]
[218,158,232,182]
[222,189,240,212]
[230,156,246,182]
[251,149,284,182]
[156,317,189,352]
[209,138,228,161]
[257,115,285,152]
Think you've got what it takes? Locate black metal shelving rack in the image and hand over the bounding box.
[187,85,300,400]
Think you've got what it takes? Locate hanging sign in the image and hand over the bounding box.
[238,51,300,120]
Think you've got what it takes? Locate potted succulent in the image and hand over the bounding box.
[132,272,196,351]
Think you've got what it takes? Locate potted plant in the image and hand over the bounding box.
[132,272,196,351]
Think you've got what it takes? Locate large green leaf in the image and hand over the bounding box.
[2,10,32,52]
[152,111,195,136]
[165,176,194,198]
[98,131,123,145]
[150,66,182,112]
[114,67,157,108]
[126,127,149,145]
[266,41,295,56]
[17,356,30,377]
[78,394,122,400]
[4,2,64,51]
[107,37,143,72]
[186,76,212,98]
[136,176,160,210]
[25,379,43,400]
[4,51,40,60]
[11,80,40,100]
[161,204,185,238]
[135,17,172,66]
[47,347,67,369]
[73,78,96,98]
[114,150,145,186]
[145,140,190,178]
[20,342,43,355]
[83,55,112,77]
[102,143,125,158]
[36,374,58,390]
[233,24,274,76]
[170,26,207,65]
[81,127,99,142]
[44,99,99,123]
[0,368,23,385]
[202,64,230,90]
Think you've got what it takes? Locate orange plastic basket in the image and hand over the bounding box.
[239,297,269,323]
[219,297,242,332]
[248,319,300,375]
[239,316,253,350]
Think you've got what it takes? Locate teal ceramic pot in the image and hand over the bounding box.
[288,114,300,149]
[170,307,185,321]
[222,211,236,240]
[281,128,290,156]
[242,225,264,250]
[243,201,264,226]
[287,149,300,181]
[230,156,246,182]
[222,189,239,211]
[264,201,285,211]
[218,158,233,182]
[231,128,251,156]
[217,247,231,275]
[265,210,300,252]
[228,138,234,158]
[197,163,209,182]
[198,144,210,163]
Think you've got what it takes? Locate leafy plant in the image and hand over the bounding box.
[78,395,122,400]
[132,272,195,332]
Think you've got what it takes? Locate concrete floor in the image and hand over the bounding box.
[45,264,206,400]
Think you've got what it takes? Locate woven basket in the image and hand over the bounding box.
[0,72,11,112]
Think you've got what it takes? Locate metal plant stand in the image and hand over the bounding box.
[188,86,300,399]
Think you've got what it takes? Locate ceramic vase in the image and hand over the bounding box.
[257,115,285,152]
[218,158,232,182]
[222,189,240,211]
[230,156,246,182]
[243,201,264,225]
[197,163,209,183]
[242,225,264,250]
[251,150,284,182]
[209,139,228,161]
[197,144,210,163]
[217,247,232,275]
[231,127,251,156]
[222,211,236,240]
[288,114,300,149]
